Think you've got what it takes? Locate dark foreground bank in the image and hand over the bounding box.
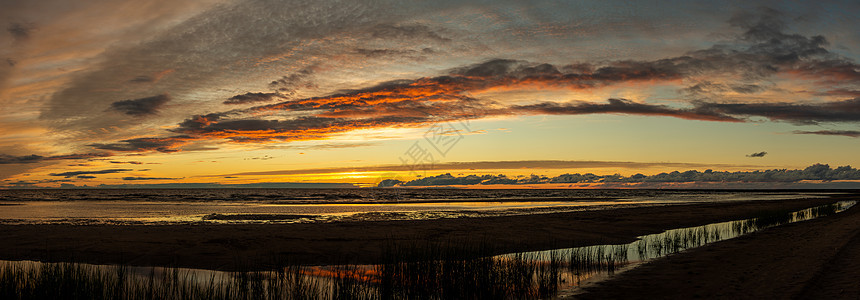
[575,194,860,299]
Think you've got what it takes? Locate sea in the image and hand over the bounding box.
[0,188,833,225]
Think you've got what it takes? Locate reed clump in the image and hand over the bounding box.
[0,261,334,300]
[375,242,562,299]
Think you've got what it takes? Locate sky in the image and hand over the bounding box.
[1,0,859,188]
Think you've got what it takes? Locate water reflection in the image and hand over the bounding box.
[0,200,656,225]
[544,200,856,293]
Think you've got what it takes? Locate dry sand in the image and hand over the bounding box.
[0,196,848,274]
[575,194,860,299]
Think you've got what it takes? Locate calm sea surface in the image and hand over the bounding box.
[0,189,829,224]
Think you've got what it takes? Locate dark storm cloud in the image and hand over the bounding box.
[122,177,180,181]
[7,179,74,186]
[730,84,765,94]
[447,58,682,86]
[109,161,144,165]
[511,99,743,122]
[684,82,766,95]
[431,10,858,90]
[793,130,860,138]
[109,94,170,116]
[0,154,42,164]
[0,153,110,164]
[88,136,192,152]
[694,98,860,125]
[171,108,432,142]
[731,8,828,63]
[746,151,768,157]
[49,168,133,178]
[223,92,283,105]
[7,22,35,41]
[49,153,113,160]
[177,117,336,134]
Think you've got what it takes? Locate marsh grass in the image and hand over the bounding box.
[0,261,336,300]
[374,241,563,299]
[1,245,562,300]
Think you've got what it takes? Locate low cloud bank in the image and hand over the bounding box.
[382,164,860,187]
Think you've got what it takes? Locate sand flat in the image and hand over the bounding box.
[0,196,849,272]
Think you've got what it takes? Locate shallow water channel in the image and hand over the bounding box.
[522,199,856,296]
[1,200,855,299]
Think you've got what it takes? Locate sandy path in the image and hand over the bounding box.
[575,197,860,299]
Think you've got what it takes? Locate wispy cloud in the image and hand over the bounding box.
[511,99,742,122]
[747,151,768,157]
[793,130,860,138]
[109,94,170,116]
[128,69,174,84]
[223,92,283,105]
[695,98,860,125]
[122,176,180,181]
[214,160,759,177]
[0,153,109,164]
[109,161,144,165]
[48,168,133,178]
[6,22,36,42]
[89,136,193,152]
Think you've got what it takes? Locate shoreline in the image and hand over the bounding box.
[575,195,860,299]
[0,195,851,272]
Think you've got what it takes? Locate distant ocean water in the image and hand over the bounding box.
[0,189,829,225]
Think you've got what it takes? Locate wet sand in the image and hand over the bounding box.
[0,196,849,272]
[575,194,860,299]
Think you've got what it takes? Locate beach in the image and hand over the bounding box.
[574,193,860,299]
[0,195,849,273]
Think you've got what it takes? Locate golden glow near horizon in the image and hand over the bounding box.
[1,1,859,188]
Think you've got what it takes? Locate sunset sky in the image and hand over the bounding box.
[1,0,859,188]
